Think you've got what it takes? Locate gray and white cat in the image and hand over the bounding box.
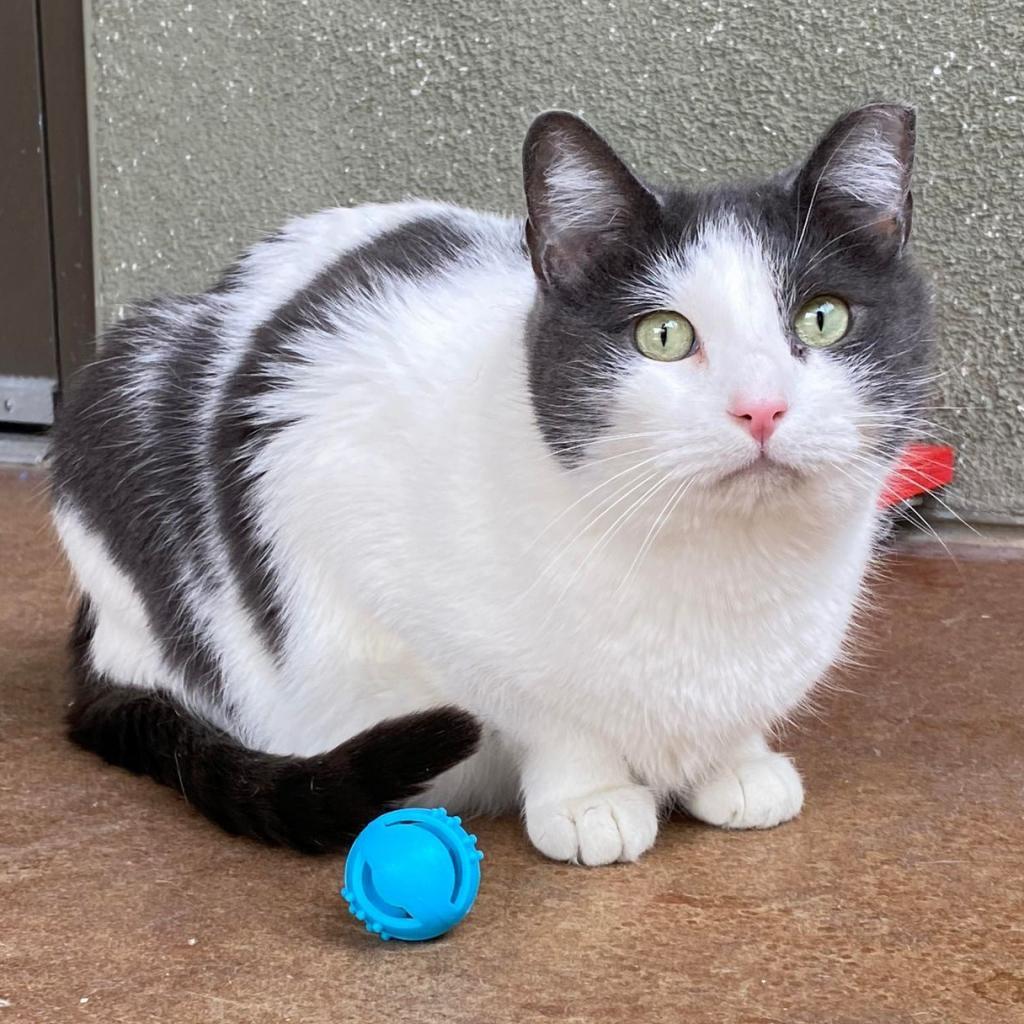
[52,104,932,864]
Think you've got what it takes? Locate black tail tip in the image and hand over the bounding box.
[346,704,483,799]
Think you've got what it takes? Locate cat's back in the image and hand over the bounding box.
[52,199,526,508]
[50,198,530,702]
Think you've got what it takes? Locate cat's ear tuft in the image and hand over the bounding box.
[523,111,659,288]
[795,103,916,252]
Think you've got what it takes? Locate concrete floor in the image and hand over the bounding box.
[2,466,1022,1024]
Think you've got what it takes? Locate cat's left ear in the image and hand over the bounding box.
[795,103,916,254]
[523,111,660,288]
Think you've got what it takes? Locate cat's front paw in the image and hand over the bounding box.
[684,751,803,829]
[526,784,658,866]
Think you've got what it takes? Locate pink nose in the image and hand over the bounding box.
[728,396,788,446]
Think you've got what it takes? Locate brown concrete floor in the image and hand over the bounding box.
[2,466,1023,1024]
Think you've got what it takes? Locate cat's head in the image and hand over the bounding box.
[522,105,933,517]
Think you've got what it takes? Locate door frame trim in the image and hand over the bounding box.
[38,0,95,390]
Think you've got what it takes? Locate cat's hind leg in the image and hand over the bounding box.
[55,507,184,697]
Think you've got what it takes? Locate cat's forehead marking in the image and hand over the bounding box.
[634,217,787,354]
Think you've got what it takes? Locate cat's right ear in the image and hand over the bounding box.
[523,112,660,289]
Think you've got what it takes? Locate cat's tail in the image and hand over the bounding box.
[66,608,480,854]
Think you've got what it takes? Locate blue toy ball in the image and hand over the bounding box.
[341,807,484,941]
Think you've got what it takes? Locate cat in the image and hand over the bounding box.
[51,103,932,865]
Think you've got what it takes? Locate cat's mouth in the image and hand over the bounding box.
[717,453,803,488]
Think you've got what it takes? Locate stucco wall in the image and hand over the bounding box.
[88,0,1023,520]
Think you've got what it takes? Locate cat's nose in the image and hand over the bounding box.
[727,396,788,447]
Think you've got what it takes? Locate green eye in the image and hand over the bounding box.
[794,295,851,349]
[634,311,696,361]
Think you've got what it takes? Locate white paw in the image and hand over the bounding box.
[526,784,658,866]
[684,752,804,830]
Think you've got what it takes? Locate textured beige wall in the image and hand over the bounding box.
[88,0,1023,520]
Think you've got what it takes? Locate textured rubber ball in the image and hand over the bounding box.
[341,808,484,941]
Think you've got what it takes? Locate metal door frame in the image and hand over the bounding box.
[1,0,94,428]
[39,0,95,388]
